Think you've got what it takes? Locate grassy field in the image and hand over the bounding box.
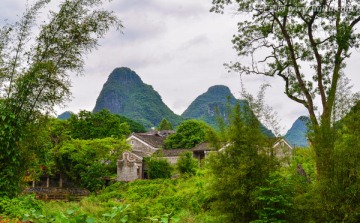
[0,174,216,223]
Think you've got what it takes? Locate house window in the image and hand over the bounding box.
[131,140,134,145]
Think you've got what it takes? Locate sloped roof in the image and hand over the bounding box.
[273,138,293,149]
[132,150,151,158]
[192,142,215,151]
[155,149,192,157]
[132,133,166,148]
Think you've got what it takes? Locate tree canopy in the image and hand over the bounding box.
[55,137,129,191]
[164,120,215,149]
[0,0,122,196]
[68,110,130,139]
[158,118,173,131]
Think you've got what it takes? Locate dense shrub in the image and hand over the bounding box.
[146,157,172,179]
[0,194,43,219]
[176,151,198,176]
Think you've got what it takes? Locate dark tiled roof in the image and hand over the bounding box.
[132,150,151,158]
[133,133,166,148]
[155,149,192,157]
[192,142,215,151]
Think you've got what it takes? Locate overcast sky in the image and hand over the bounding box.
[1,0,360,134]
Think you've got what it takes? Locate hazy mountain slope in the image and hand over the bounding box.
[93,67,183,128]
[284,116,309,148]
[57,111,73,120]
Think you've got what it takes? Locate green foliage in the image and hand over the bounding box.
[68,110,131,139]
[109,178,208,222]
[282,147,320,222]
[251,173,293,223]
[0,176,215,222]
[164,120,214,149]
[21,116,58,183]
[23,206,97,223]
[55,137,129,191]
[23,208,96,223]
[93,67,183,128]
[33,177,207,222]
[158,118,173,130]
[48,118,71,145]
[102,205,129,223]
[0,106,24,196]
[118,115,147,133]
[176,151,198,176]
[0,194,44,219]
[205,103,276,222]
[0,0,121,197]
[146,157,173,179]
[323,101,360,222]
[146,213,180,223]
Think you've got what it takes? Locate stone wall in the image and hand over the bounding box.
[117,152,143,181]
[164,156,179,165]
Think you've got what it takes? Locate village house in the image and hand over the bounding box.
[272,138,294,166]
[117,131,213,181]
[117,131,294,182]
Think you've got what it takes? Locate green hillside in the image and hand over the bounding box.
[182,85,274,137]
[93,67,183,128]
[182,85,238,127]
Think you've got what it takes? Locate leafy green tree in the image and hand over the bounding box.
[211,0,360,218]
[48,118,71,145]
[327,101,360,221]
[117,115,146,133]
[158,118,173,130]
[251,173,293,223]
[55,137,129,191]
[21,116,58,182]
[176,151,198,176]
[206,104,275,222]
[0,0,121,196]
[164,120,214,149]
[146,157,172,179]
[68,110,131,139]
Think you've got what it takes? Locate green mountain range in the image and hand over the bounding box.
[284,116,309,148]
[91,67,275,137]
[93,67,183,128]
[57,111,73,120]
[181,85,274,137]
